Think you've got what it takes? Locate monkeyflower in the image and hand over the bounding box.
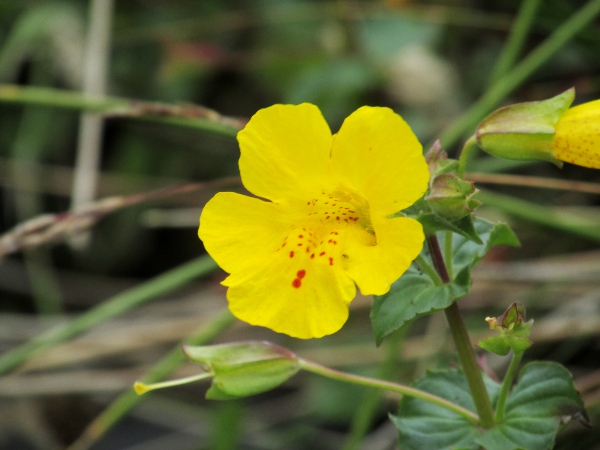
[199,104,429,339]
[477,88,600,169]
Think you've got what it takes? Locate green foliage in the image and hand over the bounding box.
[371,218,520,345]
[391,368,500,450]
[478,362,589,450]
[392,362,588,450]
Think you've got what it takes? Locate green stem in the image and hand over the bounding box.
[0,255,218,375]
[0,84,242,137]
[415,254,443,285]
[426,235,496,428]
[443,231,454,280]
[341,325,407,450]
[494,350,524,423]
[438,0,600,149]
[67,309,235,450]
[457,135,479,178]
[489,0,543,84]
[298,358,479,424]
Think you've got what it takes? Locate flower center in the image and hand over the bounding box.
[277,187,376,289]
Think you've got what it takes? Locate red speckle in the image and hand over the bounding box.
[333,240,337,245]
[282,242,286,247]
[306,246,310,253]
[336,216,340,220]
[310,253,315,259]
[298,234,304,239]
[325,202,329,204]
[328,239,333,243]
[349,210,355,213]
[307,201,310,205]
[289,251,295,258]
[332,204,337,206]
[297,270,306,279]
[329,257,334,266]
[297,243,303,247]
[326,216,330,219]
[319,252,326,256]
[292,279,302,288]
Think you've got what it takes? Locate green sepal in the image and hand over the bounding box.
[478,335,531,356]
[476,88,575,166]
[391,362,589,450]
[479,302,533,356]
[183,341,300,400]
[406,199,483,244]
[371,218,519,345]
[426,173,482,221]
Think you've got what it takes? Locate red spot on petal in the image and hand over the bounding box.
[297,270,306,279]
[306,246,310,252]
[292,278,301,288]
[298,234,304,238]
[290,251,295,258]
[310,253,315,259]
[307,201,310,205]
[320,252,326,256]
[329,257,334,266]
[326,216,330,219]
[336,216,340,220]
[328,239,332,243]
[333,241,337,244]
[297,243,303,247]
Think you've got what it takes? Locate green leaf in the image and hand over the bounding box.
[372,218,519,345]
[476,362,589,450]
[391,363,588,450]
[391,368,500,450]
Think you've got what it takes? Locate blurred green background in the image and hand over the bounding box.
[1,1,600,449]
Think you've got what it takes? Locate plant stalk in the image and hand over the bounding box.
[494,350,524,423]
[426,234,496,428]
[299,358,479,424]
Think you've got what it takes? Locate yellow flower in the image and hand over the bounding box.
[198,104,429,339]
[554,99,600,169]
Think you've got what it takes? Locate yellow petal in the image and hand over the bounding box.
[553,100,600,168]
[225,246,356,339]
[198,192,290,275]
[342,216,424,295]
[238,103,334,203]
[331,106,429,217]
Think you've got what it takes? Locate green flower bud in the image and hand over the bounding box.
[478,302,533,356]
[183,341,300,399]
[476,88,575,167]
[425,173,481,221]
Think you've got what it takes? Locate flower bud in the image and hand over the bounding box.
[183,341,300,400]
[478,302,533,356]
[425,173,481,221]
[476,88,575,167]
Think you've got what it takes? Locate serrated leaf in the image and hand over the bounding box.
[476,362,589,450]
[391,363,587,450]
[391,368,500,450]
[372,218,519,344]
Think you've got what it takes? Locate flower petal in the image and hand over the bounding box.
[225,250,356,339]
[331,106,429,217]
[198,192,290,275]
[341,216,424,295]
[554,100,600,169]
[238,104,334,202]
